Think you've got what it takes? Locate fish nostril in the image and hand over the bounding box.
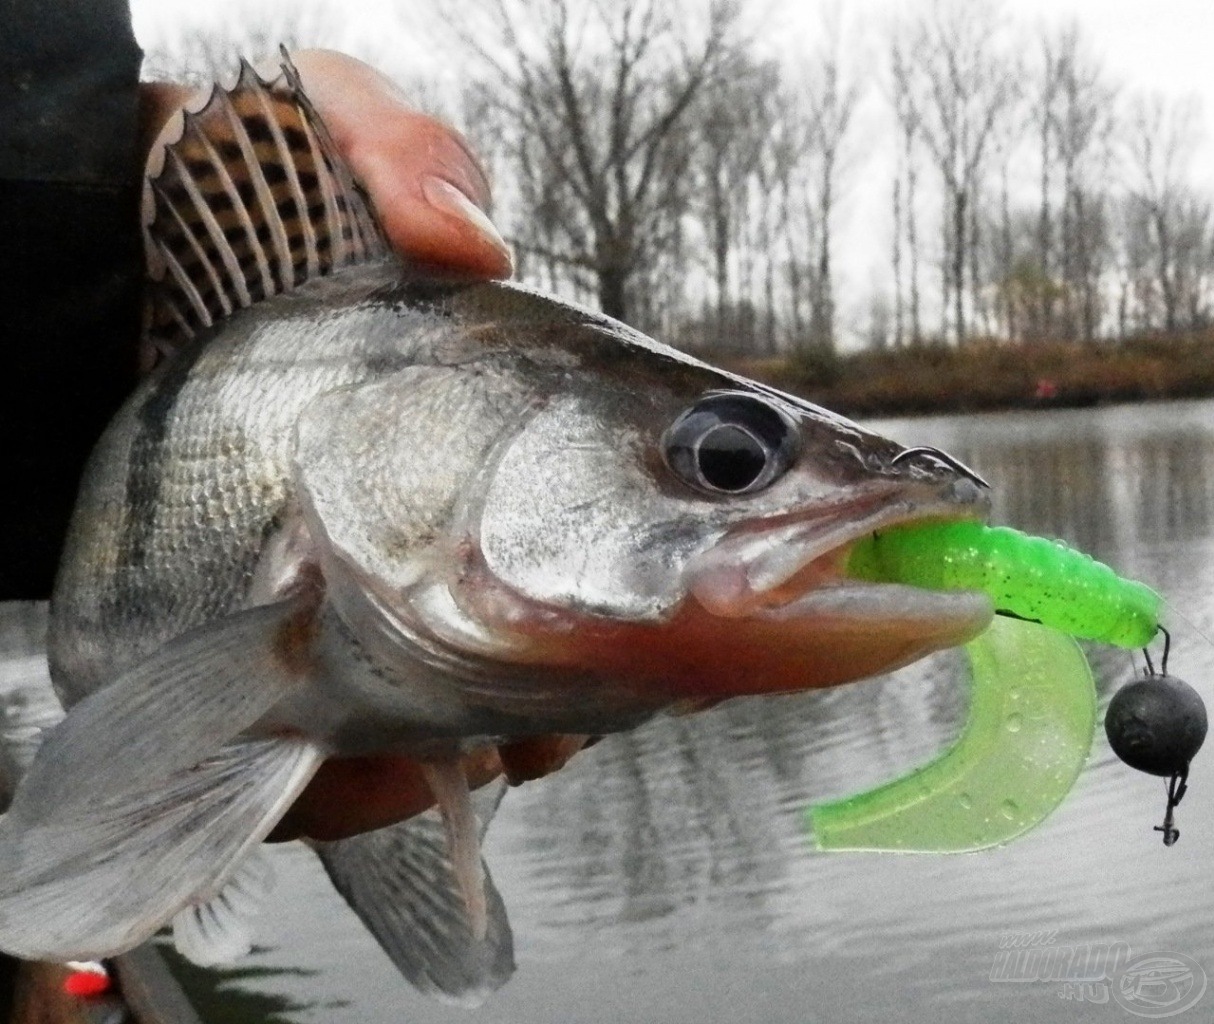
[949,477,986,507]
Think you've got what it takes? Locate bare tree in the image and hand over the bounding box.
[140,1,373,83]
[988,127,1019,340]
[865,288,893,351]
[752,94,803,354]
[891,0,1018,343]
[770,121,816,347]
[1172,193,1214,328]
[1124,93,1204,334]
[1049,23,1117,340]
[453,0,741,326]
[799,14,860,351]
[1111,193,1155,337]
[1029,25,1066,338]
[889,47,923,346]
[692,53,779,348]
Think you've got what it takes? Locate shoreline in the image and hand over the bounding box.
[718,335,1214,419]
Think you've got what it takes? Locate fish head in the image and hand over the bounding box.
[295,297,994,721]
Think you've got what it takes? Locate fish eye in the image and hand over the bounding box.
[663,392,799,495]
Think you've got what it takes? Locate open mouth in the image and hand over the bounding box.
[683,495,995,642]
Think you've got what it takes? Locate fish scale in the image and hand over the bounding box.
[53,278,394,700]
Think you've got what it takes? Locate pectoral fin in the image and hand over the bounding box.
[17,596,319,813]
[315,780,514,1007]
[172,848,276,966]
[0,736,322,960]
[0,596,326,960]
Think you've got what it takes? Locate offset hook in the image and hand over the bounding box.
[891,447,990,489]
[1115,631,1201,849]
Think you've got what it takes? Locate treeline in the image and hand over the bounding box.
[144,0,1214,356]
[452,0,856,356]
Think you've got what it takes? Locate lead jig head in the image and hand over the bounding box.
[1105,629,1208,845]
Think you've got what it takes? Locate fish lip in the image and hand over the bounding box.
[752,581,994,648]
[684,489,989,621]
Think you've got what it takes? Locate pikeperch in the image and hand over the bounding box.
[0,58,992,1004]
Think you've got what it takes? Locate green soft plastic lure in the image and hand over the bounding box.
[810,614,1096,852]
[846,521,1160,649]
[808,520,1161,853]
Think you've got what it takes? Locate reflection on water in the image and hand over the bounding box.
[243,401,1214,1023]
[892,402,1214,558]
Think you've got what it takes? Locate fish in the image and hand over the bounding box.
[0,57,993,1004]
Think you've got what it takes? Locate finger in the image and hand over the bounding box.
[141,52,512,281]
[286,49,512,280]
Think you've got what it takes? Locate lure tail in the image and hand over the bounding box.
[809,615,1096,852]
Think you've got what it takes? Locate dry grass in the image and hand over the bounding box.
[720,333,1214,418]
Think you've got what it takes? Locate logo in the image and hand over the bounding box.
[1113,952,1207,1019]
[989,934,1207,1016]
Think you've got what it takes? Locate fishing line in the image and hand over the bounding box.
[1160,597,1214,658]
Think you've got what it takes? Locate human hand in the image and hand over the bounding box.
[139,49,512,282]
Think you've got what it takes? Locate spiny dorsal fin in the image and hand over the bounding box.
[144,53,390,346]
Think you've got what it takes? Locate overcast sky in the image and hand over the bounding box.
[130,0,1214,151]
[129,0,1214,343]
[130,0,1214,96]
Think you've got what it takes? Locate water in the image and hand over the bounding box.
[188,401,1214,1020]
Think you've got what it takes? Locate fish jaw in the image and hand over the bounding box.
[654,498,996,697]
[680,477,994,618]
[568,584,992,700]
[393,466,990,714]
[447,492,995,703]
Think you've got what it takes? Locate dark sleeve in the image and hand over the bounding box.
[0,0,144,599]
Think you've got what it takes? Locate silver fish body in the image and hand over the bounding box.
[0,59,993,998]
[52,263,990,746]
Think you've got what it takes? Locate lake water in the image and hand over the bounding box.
[170,400,1214,1021]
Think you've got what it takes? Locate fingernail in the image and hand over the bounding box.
[422,176,512,268]
[450,138,495,210]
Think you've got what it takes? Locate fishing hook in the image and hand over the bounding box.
[1141,625,1172,678]
[1155,766,1188,846]
[891,446,991,489]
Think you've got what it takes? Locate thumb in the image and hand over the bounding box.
[141,50,513,281]
[287,49,513,280]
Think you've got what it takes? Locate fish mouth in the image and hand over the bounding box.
[683,493,994,648]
